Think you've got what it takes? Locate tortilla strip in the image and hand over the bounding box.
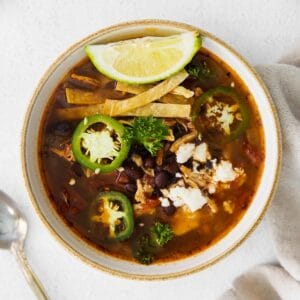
[122,103,190,118]
[65,87,128,105]
[172,86,194,98]
[104,70,188,115]
[159,94,190,104]
[116,81,194,98]
[117,82,190,104]
[56,102,191,120]
[70,74,102,88]
[116,81,192,105]
[66,87,190,106]
[66,88,106,104]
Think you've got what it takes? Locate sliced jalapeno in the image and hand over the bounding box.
[71,114,130,173]
[192,86,250,143]
[90,191,134,241]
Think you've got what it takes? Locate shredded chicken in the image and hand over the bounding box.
[207,199,218,213]
[170,130,197,153]
[134,179,147,203]
[179,165,215,190]
[134,178,154,204]
[194,87,203,97]
[156,148,164,166]
[131,154,143,167]
[50,144,74,162]
[82,167,94,178]
[165,128,175,141]
[133,199,160,217]
[179,165,200,188]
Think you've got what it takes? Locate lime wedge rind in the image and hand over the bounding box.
[85,32,202,84]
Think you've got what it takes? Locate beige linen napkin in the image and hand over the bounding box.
[220,55,300,299]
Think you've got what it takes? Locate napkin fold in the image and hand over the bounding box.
[220,56,300,299]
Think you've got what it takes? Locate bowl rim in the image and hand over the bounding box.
[21,19,282,280]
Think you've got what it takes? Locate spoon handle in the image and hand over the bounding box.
[11,244,49,300]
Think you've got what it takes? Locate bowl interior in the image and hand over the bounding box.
[22,20,280,279]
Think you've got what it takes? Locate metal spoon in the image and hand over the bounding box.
[0,191,48,299]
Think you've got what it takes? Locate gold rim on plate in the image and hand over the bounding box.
[21,19,282,280]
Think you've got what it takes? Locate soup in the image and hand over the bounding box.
[39,33,264,264]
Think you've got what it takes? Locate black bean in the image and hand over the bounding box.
[172,123,187,139]
[163,162,179,175]
[155,166,163,174]
[163,204,176,216]
[169,176,180,185]
[205,160,213,169]
[184,158,193,168]
[155,171,170,188]
[210,148,222,160]
[52,121,71,136]
[152,188,162,198]
[164,153,176,162]
[125,183,137,194]
[123,161,143,180]
[144,156,155,169]
[130,144,149,158]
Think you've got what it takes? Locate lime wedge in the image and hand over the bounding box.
[85,32,201,84]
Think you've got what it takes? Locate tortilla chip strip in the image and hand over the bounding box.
[122,103,190,118]
[172,86,194,98]
[56,102,191,120]
[159,94,190,104]
[116,80,194,98]
[104,70,188,115]
[66,88,106,104]
[70,74,102,88]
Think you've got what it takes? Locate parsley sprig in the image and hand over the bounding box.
[123,116,168,156]
[186,62,211,79]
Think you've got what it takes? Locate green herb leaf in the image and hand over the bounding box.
[150,222,174,247]
[186,63,211,80]
[123,116,169,156]
[133,221,174,265]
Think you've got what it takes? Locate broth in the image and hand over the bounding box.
[39,45,264,264]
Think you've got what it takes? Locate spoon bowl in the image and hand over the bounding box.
[0,190,48,299]
[0,191,27,249]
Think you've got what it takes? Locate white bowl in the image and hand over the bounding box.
[21,20,281,280]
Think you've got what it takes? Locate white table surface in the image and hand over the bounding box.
[0,1,299,299]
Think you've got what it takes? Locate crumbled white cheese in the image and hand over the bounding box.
[165,186,208,213]
[176,143,195,163]
[193,143,211,163]
[213,160,238,182]
[175,172,182,178]
[208,183,216,194]
[159,197,170,207]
